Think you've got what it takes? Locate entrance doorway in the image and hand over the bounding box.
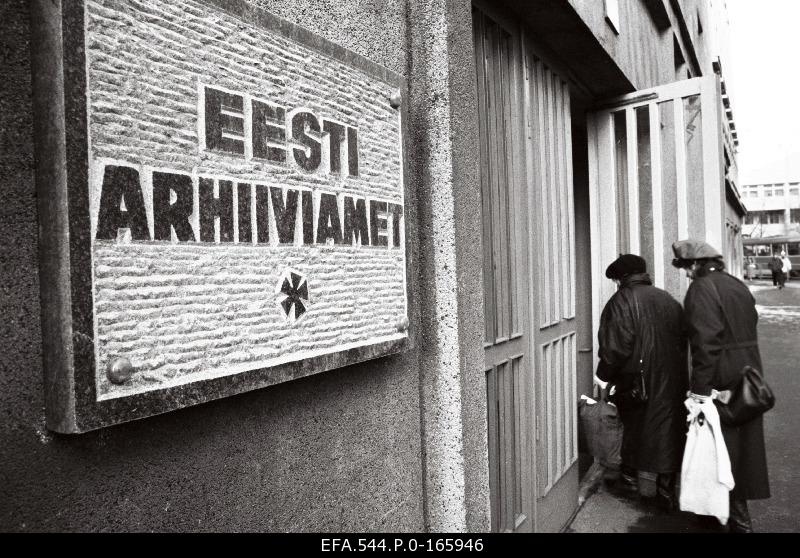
[587,76,725,325]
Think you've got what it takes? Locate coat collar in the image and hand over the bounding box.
[695,261,724,278]
[621,272,653,287]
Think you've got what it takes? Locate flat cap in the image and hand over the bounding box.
[671,239,722,268]
[605,254,647,279]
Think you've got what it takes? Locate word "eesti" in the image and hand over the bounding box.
[203,85,359,174]
[95,165,403,248]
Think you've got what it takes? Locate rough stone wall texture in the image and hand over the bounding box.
[444,0,490,532]
[94,244,406,398]
[1,0,425,532]
[85,0,406,398]
[249,0,406,77]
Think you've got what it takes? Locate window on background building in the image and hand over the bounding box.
[744,213,757,225]
[750,191,759,197]
[765,210,784,224]
[765,190,773,197]
[790,188,799,196]
[791,209,800,223]
[789,243,800,256]
[775,189,784,196]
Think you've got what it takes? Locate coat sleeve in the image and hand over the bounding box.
[596,294,635,383]
[684,281,725,396]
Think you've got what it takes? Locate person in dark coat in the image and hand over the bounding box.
[768,255,783,287]
[672,239,771,533]
[595,254,688,510]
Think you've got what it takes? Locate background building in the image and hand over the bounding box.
[1,0,740,532]
[742,182,800,238]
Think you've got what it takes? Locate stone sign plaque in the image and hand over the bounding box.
[31,0,409,432]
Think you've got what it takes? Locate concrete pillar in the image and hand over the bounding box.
[408,0,490,532]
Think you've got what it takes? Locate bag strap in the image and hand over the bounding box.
[703,273,740,346]
[628,290,647,399]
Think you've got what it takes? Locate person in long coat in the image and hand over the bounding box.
[768,255,782,287]
[780,251,792,287]
[672,239,770,533]
[595,254,688,510]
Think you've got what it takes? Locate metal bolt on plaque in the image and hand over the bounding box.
[389,89,402,109]
[396,316,409,332]
[106,357,134,385]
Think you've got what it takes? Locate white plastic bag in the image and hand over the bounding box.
[679,397,735,525]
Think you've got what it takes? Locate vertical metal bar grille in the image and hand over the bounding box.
[530,58,575,328]
[485,356,526,532]
[538,332,578,493]
[475,12,519,345]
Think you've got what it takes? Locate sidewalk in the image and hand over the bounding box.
[567,280,793,533]
[565,462,728,533]
[746,278,800,292]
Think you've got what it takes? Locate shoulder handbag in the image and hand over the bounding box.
[610,292,648,408]
[705,277,775,426]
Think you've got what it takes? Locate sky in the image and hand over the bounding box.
[726,0,800,184]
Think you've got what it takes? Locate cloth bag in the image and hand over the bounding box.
[578,393,622,469]
[679,397,735,525]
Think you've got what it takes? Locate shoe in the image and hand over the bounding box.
[729,522,753,533]
[641,494,675,514]
[728,497,753,533]
[619,474,639,494]
[690,514,728,532]
[655,493,677,513]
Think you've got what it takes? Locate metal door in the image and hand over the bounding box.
[474,4,579,532]
[522,45,579,533]
[473,7,534,533]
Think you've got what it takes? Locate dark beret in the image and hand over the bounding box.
[605,254,647,280]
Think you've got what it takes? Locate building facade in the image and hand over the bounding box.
[742,182,800,238]
[1,0,739,532]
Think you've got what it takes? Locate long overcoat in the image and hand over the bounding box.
[684,268,770,500]
[596,273,688,474]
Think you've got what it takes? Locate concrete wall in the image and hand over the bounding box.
[402,0,489,531]
[0,0,475,532]
[568,0,713,90]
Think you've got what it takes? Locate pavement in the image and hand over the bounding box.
[566,279,800,533]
